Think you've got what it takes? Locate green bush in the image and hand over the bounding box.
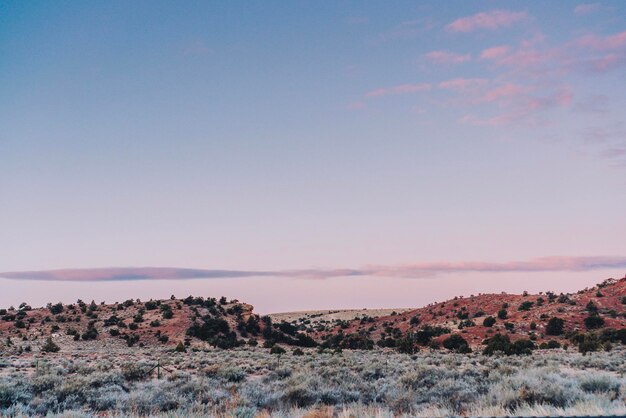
[41,337,60,353]
[270,345,286,355]
[482,316,496,327]
[442,334,471,353]
[584,314,604,330]
[546,317,564,335]
[518,301,534,311]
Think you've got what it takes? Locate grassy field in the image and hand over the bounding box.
[0,345,624,417]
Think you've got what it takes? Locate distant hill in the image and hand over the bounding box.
[0,276,624,355]
[309,276,626,351]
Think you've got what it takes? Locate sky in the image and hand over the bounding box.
[1,1,626,313]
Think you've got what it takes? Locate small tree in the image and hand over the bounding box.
[545,317,564,335]
[482,316,496,327]
[584,314,604,330]
[42,337,60,353]
[518,301,534,311]
[270,345,286,367]
[175,341,186,353]
[442,334,471,353]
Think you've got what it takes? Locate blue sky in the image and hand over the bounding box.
[1,1,625,311]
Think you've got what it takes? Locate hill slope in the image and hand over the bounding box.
[0,276,624,355]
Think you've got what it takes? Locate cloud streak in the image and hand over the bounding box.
[446,10,528,33]
[2,256,625,282]
[425,51,471,65]
[365,83,431,98]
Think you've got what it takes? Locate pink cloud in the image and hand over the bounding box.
[346,101,366,110]
[526,87,573,111]
[482,83,527,102]
[574,3,601,16]
[446,10,528,33]
[365,83,431,98]
[425,50,471,64]
[461,85,573,127]
[577,30,626,51]
[480,45,510,60]
[495,49,555,69]
[438,78,488,91]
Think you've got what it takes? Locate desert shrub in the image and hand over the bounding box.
[573,333,601,355]
[128,322,139,330]
[121,363,147,381]
[458,319,475,329]
[48,303,64,315]
[413,325,451,345]
[150,320,161,327]
[546,340,561,349]
[175,341,186,352]
[144,300,158,310]
[41,337,60,353]
[511,338,535,355]
[323,332,373,350]
[580,374,621,395]
[518,301,534,311]
[218,366,246,382]
[396,335,419,354]
[483,316,496,327]
[442,334,471,353]
[497,309,507,320]
[283,385,316,408]
[483,334,511,355]
[125,334,140,347]
[292,348,304,356]
[81,323,99,340]
[103,315,120,327]
[545,317,564,335]
[584,314,604,330]
[187,316,241,349]
[270,345,286,355]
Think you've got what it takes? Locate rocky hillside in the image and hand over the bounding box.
[308,276,626,351]
[1,276,625,356]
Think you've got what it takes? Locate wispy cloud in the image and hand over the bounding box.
[446,10,528,33]
[438,78,488,91]
[2,256,625,282]
[377,18,435,41]
[365,83,431,98]
[480,45,510,60]
[574,3,602,16]
[425,50,471,65]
